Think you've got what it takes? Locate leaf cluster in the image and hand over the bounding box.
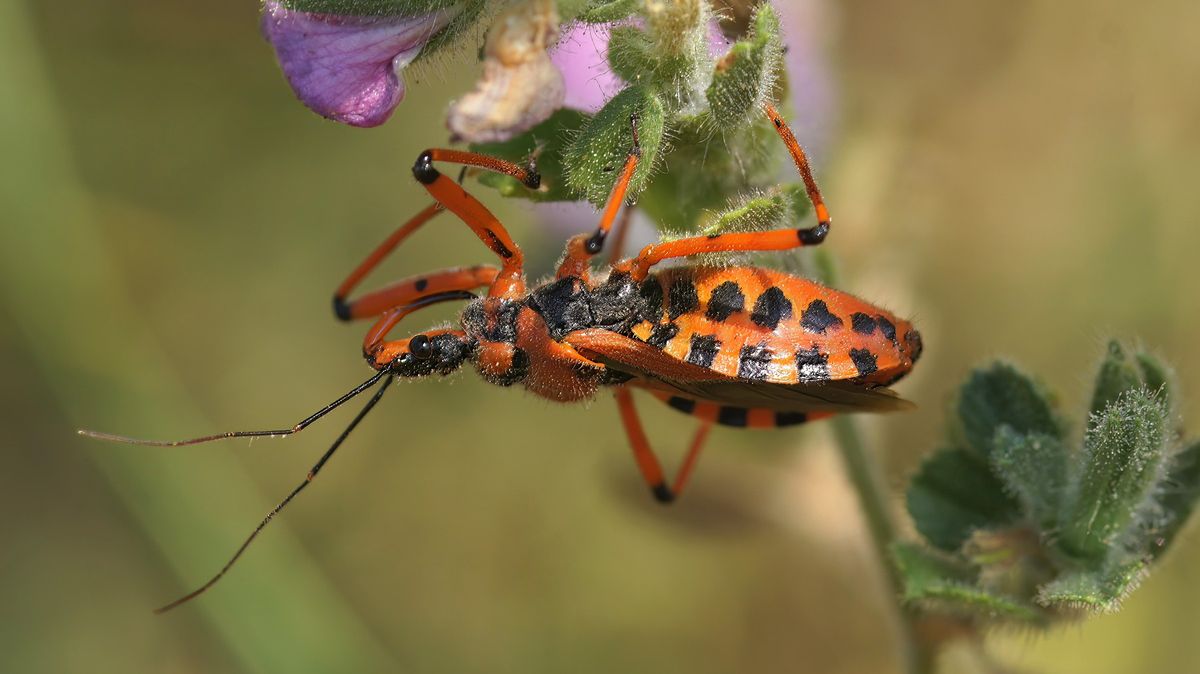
[472,1,812,233]
[900,342,1200,624]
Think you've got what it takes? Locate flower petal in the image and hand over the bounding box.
[261,1,457,127]
[549,23,623,113]
[550,19,731,114]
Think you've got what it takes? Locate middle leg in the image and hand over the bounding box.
[614,387,712,504]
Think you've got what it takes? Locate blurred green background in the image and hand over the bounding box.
[3,0,1199,672]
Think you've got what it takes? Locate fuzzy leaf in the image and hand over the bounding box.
[577,0,638,23]
[1153,439,1200,558]
[706,3,782,128]
[564,85,665,206]
[470,108,589,202]
[636,114,779,230]
[606,0,713,115]
[1036,559,1148,613]
[1090,341,1144,417]
[700,184,807,235]
[990,428,1068,529]
[893,543,1041,622]
[958,362,1063,458]
[1058,389,1169,563]
[907,447,1021,552]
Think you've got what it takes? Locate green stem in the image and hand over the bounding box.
[816,250,936,673]
[830,417,934,673]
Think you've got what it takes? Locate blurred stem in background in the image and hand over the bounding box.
[0,2,394,671]
[818,251,953,674]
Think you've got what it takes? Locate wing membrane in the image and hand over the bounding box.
[566,329,914,414]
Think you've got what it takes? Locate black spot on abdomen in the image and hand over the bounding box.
[800,299,843,333]
[647,322,679,348]
[705,281,745,322]
[775,411,809,426]
[685,334,721,368]
[878,316,897,344]
[851,312,877,335]
[717,407,749,427]
[850,348,878,377]
[796,346,830,382]
[750,287,793,330]
[639,277,664,322]
[668,279,700,320]
[667,396,696,414]
[737,343,773,380]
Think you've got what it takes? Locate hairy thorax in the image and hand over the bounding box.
[459,272,654,402]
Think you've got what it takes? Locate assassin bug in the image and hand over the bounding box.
[82,103,922,612]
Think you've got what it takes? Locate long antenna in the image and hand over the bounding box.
[78,370,388,446]
[154,374,396,613]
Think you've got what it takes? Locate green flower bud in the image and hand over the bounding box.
[706,3,783,128]
[1058,389,1169,563]
[1090,341,1144,417]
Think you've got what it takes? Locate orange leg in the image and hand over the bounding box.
[765,103,831,230]
[613,105,832,280]
[338,264,498,322]
[555,115,642,280]
[413,149,539,298]
[614,387,713,504]
[361,291,476,367]
[335,149,537,320]
[333,202,446,320]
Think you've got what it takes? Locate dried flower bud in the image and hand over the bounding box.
[446,0,564,143]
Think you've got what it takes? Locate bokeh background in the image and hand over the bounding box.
[3,0,1199,672]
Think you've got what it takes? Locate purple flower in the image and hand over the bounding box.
[261,1,458,127]
[548,22,625,114]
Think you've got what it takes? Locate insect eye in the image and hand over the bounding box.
[409,335,433,360]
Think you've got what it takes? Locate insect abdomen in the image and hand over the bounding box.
[651,392,830,428]
[628,266,921,387]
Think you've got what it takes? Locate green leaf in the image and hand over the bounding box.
[907,447,1021,552]
[1036,559,1148,613]
[990,428,1068,529]
[636,114,780,230]
[606,1,714,115]
[418,0,488,59]
[957,362,1063,458]
[564,85,666,207]
[700,184,807,235]
[1154,439,1200,558]
[1090,341,1143,417]
[577,0,638,23]
[893,543,1041,622]
[1058,389,1169,563]
[706,3,783,128]
[470,108,589,202]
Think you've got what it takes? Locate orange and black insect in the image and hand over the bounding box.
[82,103,922,612]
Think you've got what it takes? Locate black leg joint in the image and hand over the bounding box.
[797,220,830,246]
[412,150,438,184]
[333,295,352,322]
[585,228,607,255]
[651,483,676,504]
[523,159,542,190]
